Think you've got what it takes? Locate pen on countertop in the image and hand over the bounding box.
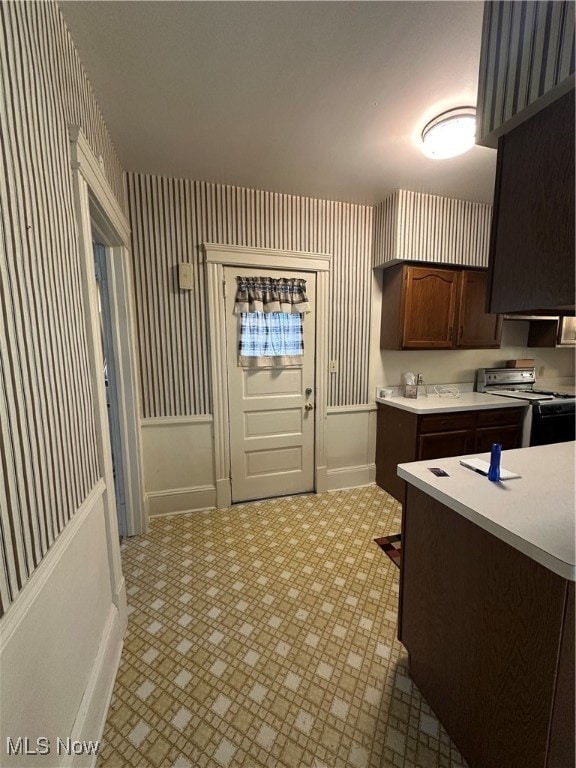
[459,459,489,476]
[465,465,488,476]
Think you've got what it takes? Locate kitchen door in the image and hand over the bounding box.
[224,266,316,503]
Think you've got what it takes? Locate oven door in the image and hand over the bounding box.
[530,403,576,446]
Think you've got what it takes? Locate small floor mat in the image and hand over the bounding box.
[374,533,402,568]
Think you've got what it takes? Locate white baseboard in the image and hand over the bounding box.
[148,484,217,516]
[326,464,375,491]
[67,605,125,768]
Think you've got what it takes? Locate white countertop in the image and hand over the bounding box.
[398,442,575,581]
[376,391,529,414]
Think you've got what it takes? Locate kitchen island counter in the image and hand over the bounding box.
[398,441,575,580]
[397,441,575,768]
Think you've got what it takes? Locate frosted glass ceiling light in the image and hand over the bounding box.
[421,107,477,159]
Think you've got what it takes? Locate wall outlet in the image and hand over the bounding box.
[538,366,545,377]
[329,360,338,373]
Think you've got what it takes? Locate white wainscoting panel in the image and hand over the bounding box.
[325,406,377,491]
[141,417,217,515]
[0,483,124,768]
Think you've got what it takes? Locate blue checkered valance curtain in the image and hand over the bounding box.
[234,276,310,368]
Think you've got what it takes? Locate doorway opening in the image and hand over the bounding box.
[69,125,146,542]
[93,240,127,535]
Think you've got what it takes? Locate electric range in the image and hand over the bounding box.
[475,367,575,446]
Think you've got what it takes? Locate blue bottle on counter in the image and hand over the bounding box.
[488,443,502,482]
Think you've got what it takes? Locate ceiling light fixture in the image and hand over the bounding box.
[421,106,477,159]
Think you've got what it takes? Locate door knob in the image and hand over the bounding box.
[304,403,314,411]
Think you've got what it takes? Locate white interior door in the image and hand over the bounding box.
[225,266,316,502]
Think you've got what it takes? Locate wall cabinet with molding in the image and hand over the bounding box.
[380,264,502,350]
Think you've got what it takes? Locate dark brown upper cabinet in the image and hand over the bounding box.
[380,264,502,350]
[486,89,575,314]
[456,270,502,348]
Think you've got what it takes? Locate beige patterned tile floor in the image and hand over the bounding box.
[98,485,468,768]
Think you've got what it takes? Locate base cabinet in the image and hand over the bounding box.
[375,404,524,502]
[399,485,575,768]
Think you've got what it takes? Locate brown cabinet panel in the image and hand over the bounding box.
[456,270,502,348]
[476,407,524,428]
[375,405,418,503]
[474,424,522,453]
[418,430,473,460]
[547,582,575,768]
[527,316,576,348]
[487,89,575,314]
[400,485,572,768]
[402,267,458,348]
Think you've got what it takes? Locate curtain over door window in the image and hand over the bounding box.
[234,276,310,368]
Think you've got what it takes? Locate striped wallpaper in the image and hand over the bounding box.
[477,0,575,146]
[0,2,125,616]
[126,174,374,415]
[373,190,492,268]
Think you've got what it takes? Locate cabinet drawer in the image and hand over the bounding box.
[476,408,524,428]
[418,430,474,460]
[419,412,476,434]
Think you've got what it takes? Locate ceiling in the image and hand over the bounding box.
[58,1,498,206]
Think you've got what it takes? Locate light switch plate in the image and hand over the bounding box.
[178,263,193,290]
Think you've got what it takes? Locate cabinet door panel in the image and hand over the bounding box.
[417,430,473,460]
[402,267,458,349]
[456,271,502,348]
[487,90,575,313]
